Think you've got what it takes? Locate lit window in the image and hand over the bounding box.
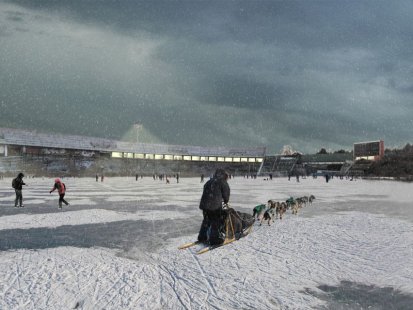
[208,156,217,161]
[111,152,122,158]
[164,155,173,160]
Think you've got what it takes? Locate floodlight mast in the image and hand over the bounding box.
[133,123,143,144]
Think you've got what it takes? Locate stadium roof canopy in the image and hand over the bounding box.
[0,128,266,157]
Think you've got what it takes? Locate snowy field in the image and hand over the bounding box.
[0,176,412,309]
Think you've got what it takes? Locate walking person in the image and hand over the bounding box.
[12,172,27,208]
[49,178,69,209]
[197,169,230,245]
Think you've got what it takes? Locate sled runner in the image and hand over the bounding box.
[178,241,201,250]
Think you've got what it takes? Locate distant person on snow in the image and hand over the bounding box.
[12,172,27,208]
[197,169,230,245]
[50,178,69,209]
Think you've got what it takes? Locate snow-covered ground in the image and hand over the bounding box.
[0,176,412,309]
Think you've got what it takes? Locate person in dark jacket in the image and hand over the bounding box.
[50,178,69,209]
[197,168,230,245]
[13,172,26,208]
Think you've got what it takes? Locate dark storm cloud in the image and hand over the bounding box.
[1,0,413,153]
[195,75,290,109]
[4,10,24,22]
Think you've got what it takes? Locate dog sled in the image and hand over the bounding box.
[179,207,255,254]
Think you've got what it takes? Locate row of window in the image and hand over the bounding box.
[354,156,380,161]
[111,152,263,163]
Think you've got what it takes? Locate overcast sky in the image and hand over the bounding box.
[1,0,412,154]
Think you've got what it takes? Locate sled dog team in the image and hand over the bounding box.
[253,195,316,226]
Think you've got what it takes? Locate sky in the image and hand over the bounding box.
[0,0,412,154]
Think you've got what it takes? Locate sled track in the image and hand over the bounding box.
[158,263,190,310]
[191,248,218,300]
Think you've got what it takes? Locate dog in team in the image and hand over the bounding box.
[267,200,288,221]
[252,203,267,221]
[277,202,287,219]
[259,200,277,226]
[297,195,316,207]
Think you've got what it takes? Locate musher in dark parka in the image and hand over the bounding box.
[198,168,230,245]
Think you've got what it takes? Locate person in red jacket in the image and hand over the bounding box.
[49,178,69,209]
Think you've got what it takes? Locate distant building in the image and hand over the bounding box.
[353,140,384,161]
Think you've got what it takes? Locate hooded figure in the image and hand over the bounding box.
[50,178,69,209]
[199,169,230,211]
[197,168,230,245]
[13,172,26,207]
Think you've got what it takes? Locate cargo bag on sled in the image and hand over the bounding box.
[221,207,255,241]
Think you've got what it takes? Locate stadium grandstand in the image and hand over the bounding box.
[258,152,354,177]
[258,154,300,177]
[0,128,266,177]
[1,127,371,178]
